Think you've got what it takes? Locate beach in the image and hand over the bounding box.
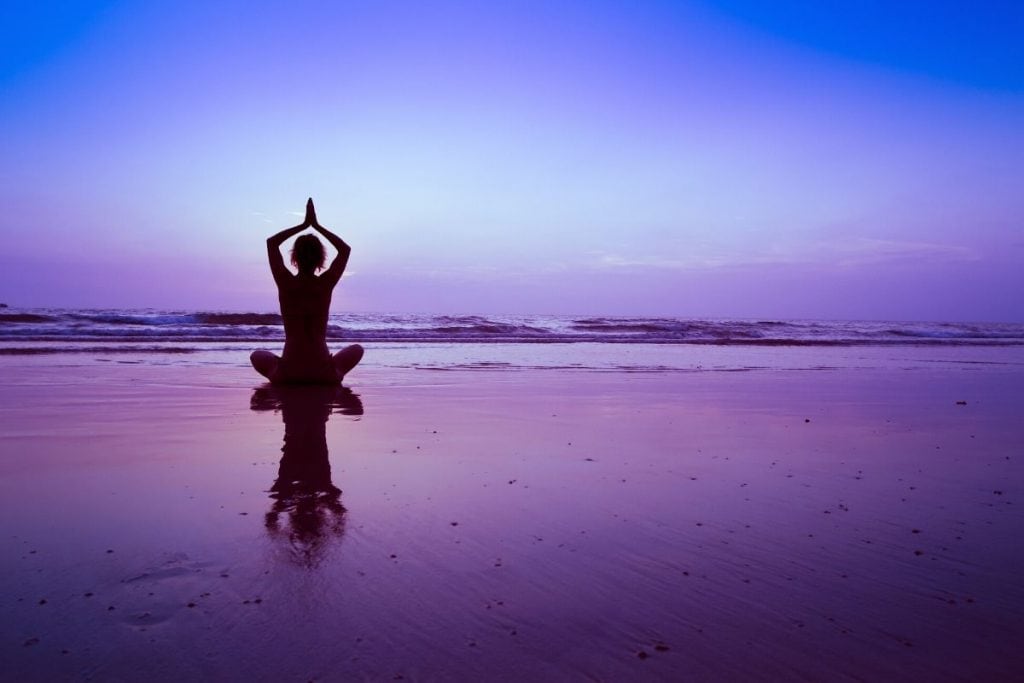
[2,343,1024,681]
[5,0,1023,678]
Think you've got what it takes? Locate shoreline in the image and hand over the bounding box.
[3,339,1024,377]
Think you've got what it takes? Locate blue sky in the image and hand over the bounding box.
[1,1,1022,320]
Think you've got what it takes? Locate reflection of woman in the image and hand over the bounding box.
[251,384,364,567]
[251,199,363,384]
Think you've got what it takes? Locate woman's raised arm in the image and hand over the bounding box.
[266,204,312,284]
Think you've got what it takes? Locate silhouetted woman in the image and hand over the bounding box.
[250,199,364,384]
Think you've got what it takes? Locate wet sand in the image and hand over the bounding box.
[2,357,1023,681]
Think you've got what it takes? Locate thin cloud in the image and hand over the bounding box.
[585,237,979,272]
[250,210,274,224]
[824,238,978,266]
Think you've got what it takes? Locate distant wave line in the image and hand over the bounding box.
[3,338,1024,351]
[2,309,1023,347]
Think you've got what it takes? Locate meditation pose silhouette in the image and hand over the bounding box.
[250,199,363,384]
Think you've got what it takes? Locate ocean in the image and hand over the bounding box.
[2,309,1023,349]
[3,308,1024,375]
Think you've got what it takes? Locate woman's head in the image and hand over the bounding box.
[291,234,326,273]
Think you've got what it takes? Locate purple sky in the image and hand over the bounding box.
[2,1,1022,321]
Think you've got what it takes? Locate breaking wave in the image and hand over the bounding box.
[1,309,1022,346]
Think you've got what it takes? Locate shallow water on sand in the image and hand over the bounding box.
[2,355,1023,680]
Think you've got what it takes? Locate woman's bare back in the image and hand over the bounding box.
[250,199,364,385]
